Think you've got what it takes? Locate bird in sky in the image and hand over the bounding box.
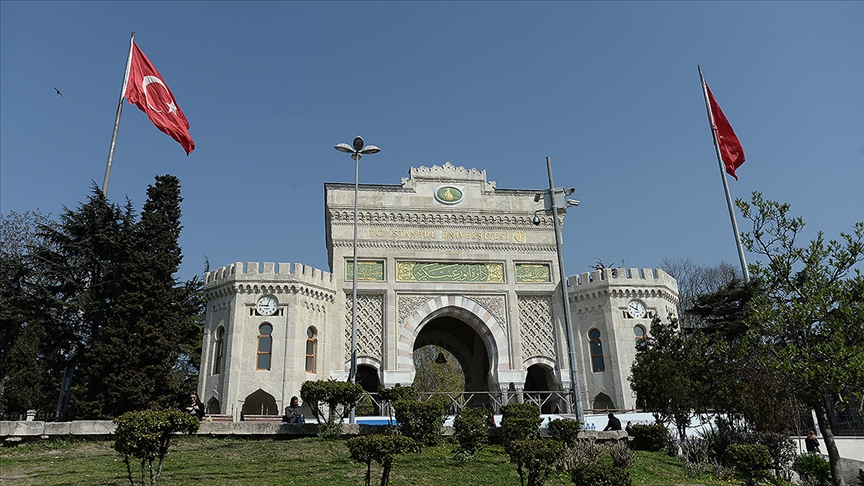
[53,87,63,97]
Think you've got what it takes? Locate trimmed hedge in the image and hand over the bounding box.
[630,424,668,452]
[547,418,581,447]
[571,464,632,486]
[393,398,446,450]
[453,406,489,455]
[346,434,415,486]
[507,438,564,486]
[500,403,542,454]
[728,443,770,486]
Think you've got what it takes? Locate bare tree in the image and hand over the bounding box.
[660,258,740,327]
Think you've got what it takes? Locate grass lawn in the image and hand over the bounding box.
[0,435,738,485]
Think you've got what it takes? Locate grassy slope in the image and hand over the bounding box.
[0,436,737,485]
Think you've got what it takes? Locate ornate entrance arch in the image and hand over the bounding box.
[397,296,510,389]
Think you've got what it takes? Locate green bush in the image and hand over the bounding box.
[728,443,770,486]
[570,464,632,486]
[507,439,564,486]
[393,398,445,450]
[300,379,364,438]
[547,418,581,447]
[792,454,831,486]
[112,409,200,486]
[500,403,542,454]
[630,424,668,452]
[453,407,488,456]
[347,434,415,486]
[740,431,795,479]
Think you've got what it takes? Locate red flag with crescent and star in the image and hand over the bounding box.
[705,84,744,180]
[123,41,195,155]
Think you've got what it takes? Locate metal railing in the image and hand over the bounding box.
[355,390,579,417]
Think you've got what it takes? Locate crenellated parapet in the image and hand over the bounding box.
[568,267,679,307]
[204,262,336,302]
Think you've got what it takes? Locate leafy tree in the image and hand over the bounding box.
[0,210,59,416]
[112,409,200,486]
[300,379,364,438]
[412,345,464,396]
[506,438,564,486]
[686,279,799,432]
[737,192,864,486]
[628,316,713,440]
[346,434,415,486]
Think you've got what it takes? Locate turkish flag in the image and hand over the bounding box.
[706,84,744,180]
[123,41,195,155]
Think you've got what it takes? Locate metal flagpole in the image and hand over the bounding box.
[698,65,750,283]
[101,31,136,197]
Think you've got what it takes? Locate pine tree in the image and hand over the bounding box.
[97,175,186,416]
[29,188,135,419]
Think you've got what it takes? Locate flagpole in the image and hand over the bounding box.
[698,66,750,283]
[101,31,135,197]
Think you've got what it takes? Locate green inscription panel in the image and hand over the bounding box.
[396,262,504,282]
[346,261,384,281]
[515,264,551,283]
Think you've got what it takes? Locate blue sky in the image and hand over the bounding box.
[2,1,862,283]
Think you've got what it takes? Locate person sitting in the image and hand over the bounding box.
[185,392,205,420]
[282,396,305,424]
[625,420,635,436]
[603,412,622,431]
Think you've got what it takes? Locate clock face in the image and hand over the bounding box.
[256,296,278,316]
[628,300,646,319]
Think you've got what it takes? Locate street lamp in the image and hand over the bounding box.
[334,136,380,425]
[532,156,584,423]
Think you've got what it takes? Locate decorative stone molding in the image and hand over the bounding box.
[397,296,510,375]
[345,294,383,361]
[328,211,538,227]
[330,238,555,255]
[398,295,437,325]
[518,295,555,361]
[468,295,507,332]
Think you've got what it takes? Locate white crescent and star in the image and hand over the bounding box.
[141,75,178,114]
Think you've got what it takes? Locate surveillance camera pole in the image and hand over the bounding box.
[542,156,584,423]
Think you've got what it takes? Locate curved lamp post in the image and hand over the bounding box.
[334,136,379,424]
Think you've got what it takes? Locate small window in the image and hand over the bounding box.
[634,325,646,352]
[589,328,605,372]
[257,324,273,370]
[305,327,318,373]
[213,327,225,375]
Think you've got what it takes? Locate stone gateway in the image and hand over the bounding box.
[198,163,678,418]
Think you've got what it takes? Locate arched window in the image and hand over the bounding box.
[305,327,317,373]
[213,326,224,375]
[634,325,646,352]
[257,324,273,370]
[589,328,605,372]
